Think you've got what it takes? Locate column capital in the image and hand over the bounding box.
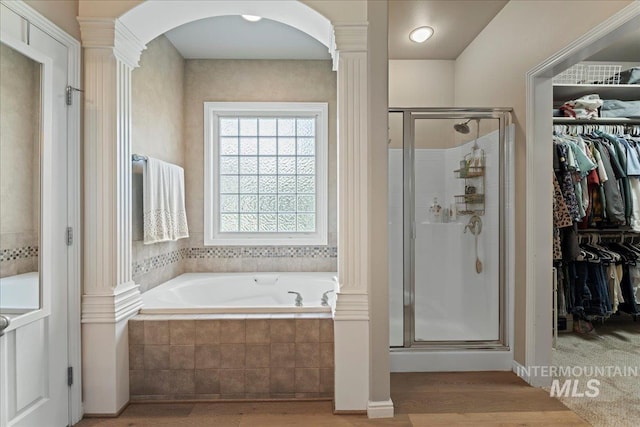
[331,23,368,71]
[78,17,146,68]
[332,23,368,51]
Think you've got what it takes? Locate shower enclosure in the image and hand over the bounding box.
[388,108,514,371]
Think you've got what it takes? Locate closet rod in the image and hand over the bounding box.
[552,118,640,125]
[578,228,638,234]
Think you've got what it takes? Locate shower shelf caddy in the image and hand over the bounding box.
[453,165,485,215]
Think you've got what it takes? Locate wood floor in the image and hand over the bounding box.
[74,372,588,427]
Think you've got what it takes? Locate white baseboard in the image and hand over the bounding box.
[391,349,513,372]
[367,399,394,418]
[512,360,529,383]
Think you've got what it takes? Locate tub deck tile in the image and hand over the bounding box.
[220,344,246,369]
[170,345,195,370]
[144,320,169,344]
[194,345,221,369]
[245,344,270,368]
[295,319,320,343]
[194,320,220,344]
[194,369,220,394]
[170,320,195,345]
[220,320,246,343]
[269,319,295,342]
[245,320,270,344]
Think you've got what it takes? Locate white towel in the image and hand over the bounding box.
[143,157,189,244]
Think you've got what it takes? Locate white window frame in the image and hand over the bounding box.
[204,101,328,246]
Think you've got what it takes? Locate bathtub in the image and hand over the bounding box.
[0,271,39,314]
[140,272,338,314]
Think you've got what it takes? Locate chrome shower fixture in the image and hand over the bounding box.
[454,119,472,134]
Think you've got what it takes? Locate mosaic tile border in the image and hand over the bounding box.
[133,248,187,277]
[0,246,39,262]
[132,246,338,277]
[187,246,337,259]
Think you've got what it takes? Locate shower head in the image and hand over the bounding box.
[454,119,472,134]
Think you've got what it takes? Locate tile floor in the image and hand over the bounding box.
[75,372,588,426]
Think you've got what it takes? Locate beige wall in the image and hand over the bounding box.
[368,0,390,404]
[131,35,185,291]
[182,59,337,273]
[0,43,40,277]
[25,0,80,40]
[454,0,633,363]
[389,60,454,108]
[389,60,458,149]
[132,35,184,165]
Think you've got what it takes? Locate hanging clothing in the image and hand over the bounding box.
[553,174,573,261]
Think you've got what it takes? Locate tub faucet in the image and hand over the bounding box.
[288,291,303,307]
[321,290,334,306]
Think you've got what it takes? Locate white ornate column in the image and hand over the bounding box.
[78,17,145,415]
[332,23,371,412]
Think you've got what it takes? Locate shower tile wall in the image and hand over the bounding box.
[0,44,40,279]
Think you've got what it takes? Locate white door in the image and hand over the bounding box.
[0,5,71,426]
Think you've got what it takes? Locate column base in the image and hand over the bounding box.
[367,399,394,418]
[81,315,133,415]
[334,292,369,412]
[81,283,141,414]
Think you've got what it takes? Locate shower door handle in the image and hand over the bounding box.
[411,221,416,240]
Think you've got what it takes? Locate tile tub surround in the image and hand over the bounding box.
[0,244,38,278]
[132,245,338,290]
[128,317,334,400]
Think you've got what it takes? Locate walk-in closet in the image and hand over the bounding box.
[551,35,640,424]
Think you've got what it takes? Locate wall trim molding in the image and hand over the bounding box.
[334,293,369,321]
[512,360,529,383]
[3,1,81,49]
[1,0,83,423]
[524,1,640,386]
[81,282,142,324]
[367,399,394,419]
[331,23,368,70]
[78,17,145,68]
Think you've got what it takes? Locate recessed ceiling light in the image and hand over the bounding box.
[409,26,434,43]
[241,15,262,22]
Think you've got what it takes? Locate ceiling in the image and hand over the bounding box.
[388,0,508,60]
[586,27,640,62]
[165,1,509,61]
[164,3,639,63]
[165,15,330,60]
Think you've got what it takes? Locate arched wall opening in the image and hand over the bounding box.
[119,0,334,51]
[78,0,382,418]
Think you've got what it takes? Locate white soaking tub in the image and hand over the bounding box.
[0,271,39,314]
[140,272,338,314]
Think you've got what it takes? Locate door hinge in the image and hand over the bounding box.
[66,227,73,246]
[65,86,83,106]
[67,366,73,387]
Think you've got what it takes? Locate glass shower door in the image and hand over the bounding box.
[411,115,501,345]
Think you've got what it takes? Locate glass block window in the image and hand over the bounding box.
[204,103,328,246]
